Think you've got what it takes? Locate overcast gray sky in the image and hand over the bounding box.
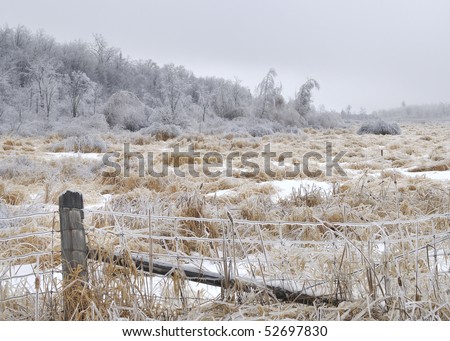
[2,0,450,113]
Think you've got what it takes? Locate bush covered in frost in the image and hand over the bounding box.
[51,114,109,137]
[51,135,108,153]
[140,123,182,141]
[306,112,344,129]
[357,120,401,135]
[102,91,147,131]
[0,156,47,180]
[244,118,286,136]
[247,125,274,137]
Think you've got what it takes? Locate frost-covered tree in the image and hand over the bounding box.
[197,83,214,122]
[211,79,236,119]
[64,71,93,117]
[160,64,191,123]
[91,82,104,115]
[90,34,119,91]
[295,78,320,117]
[60,40,95,76]
[255,68,282,119]
[28,58,62,119]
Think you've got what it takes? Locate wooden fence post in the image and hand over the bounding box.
[59,190,88,320]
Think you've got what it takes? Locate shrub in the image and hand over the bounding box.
[0,156,48,183]
[222,107,245,120]
[140,123,181,141]
[52,114,109,138]
[50,135,108,153]
[102,91,147,131]
[247,125,274,137]
[16,119,49,137]
[306,112,344,129]
[357,120,401,135]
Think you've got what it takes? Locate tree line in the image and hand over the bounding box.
[0,25,341,135]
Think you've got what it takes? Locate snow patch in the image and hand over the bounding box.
[0,263,62,294]
[397,169,450,181]
[45,152,103,160]
[269,179,333,200]
[205,189,237,198]
[85,194,113,209]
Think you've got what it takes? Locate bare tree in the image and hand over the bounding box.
[161,64,191,121]
[90,34,117,65]
[197,83,214,122]
[90,34,119,88]
[92,82,103,115]
[64,71,92,117]
[28,58,61,119]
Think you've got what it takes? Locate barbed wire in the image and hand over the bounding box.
[1,208,449,319]
[0,208,448,226]
[84,208,450,227]
[0,211,57,221]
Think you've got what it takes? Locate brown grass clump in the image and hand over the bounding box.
[230,139,260,150]
[102,175,143,193]
[133,135,153,145]
[162,152,201,167]
[3,139,22,147]
[239,196,276,221]
[2,144,14,151]
[0,183,25,205]
[409,163,449,172]
[175,193,220,255]
[379,170,402,180]
[323,207,345,222]
[202,177,240,193]
[143,176,166,192]
[154,130,175,141]
[281,187,324,207]
[1,190,25,205]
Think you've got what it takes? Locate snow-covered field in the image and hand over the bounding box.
[1,123,450,320]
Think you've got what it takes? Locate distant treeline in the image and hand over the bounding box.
[0,25,447,137]
[373,103,450,121]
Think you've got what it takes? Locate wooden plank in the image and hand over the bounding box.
[87,248,341,307]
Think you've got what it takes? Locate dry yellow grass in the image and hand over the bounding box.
[1,123,450,321]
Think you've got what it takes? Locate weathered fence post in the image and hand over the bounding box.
[59,190,88,320]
